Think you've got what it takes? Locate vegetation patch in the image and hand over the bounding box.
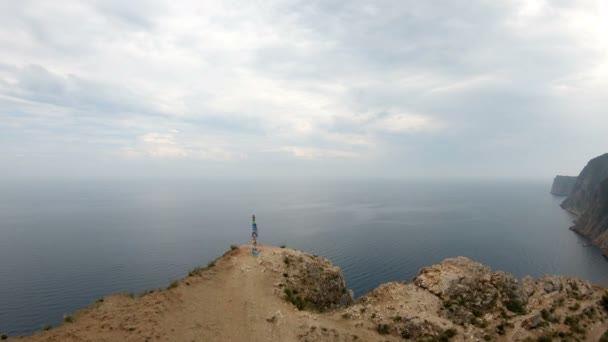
[505,301,526,315]
[230,244,238,250]
[600,329,608,342]
[601,293,608,312]
[376,323,390,335]
[63,314,73,323]
[564,315,585,335]
[167,281,179,289]
[43,324,52,331]
[1,333,8,340]
[568,302,580,311]
[284,288,306,310]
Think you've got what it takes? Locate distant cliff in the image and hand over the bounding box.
[551,175,577,196]
[561,153,608,253]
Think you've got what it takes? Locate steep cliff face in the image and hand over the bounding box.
[560,153,608,254]
[551,175,577,196]
[571,178,608,251]
[562,153,608,215]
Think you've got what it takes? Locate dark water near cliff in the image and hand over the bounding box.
[2,179,608,336]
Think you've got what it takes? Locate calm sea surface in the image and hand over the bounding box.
[1,179,608,336]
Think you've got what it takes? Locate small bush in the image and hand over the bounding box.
[376,324,390,335]
[283,257,290,265]
[230,244,238,250]
[505,301,525,314]
[568,303,580,311]
[96,297,104,303]
[168,281,179,289]
[342,313,352,319]
[1,334,7,340]
[601,293,608,312]
[284,288,305,310]
[43,324,52,331]
[280,244,286,248]
[63,314,73,323]
[437,328,457,341]
[564,316,584,334]
[207,260,216,268]
[600,329,608,342]
[139,289,156,297]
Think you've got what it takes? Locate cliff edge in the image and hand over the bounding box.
[7,246,608,342]
[550,175,577,196]
[561,153,608,254]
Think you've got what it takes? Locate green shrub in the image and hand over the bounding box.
[283,257,290,265]
[600,329,608,342]
[505,301,525,314]
[601,293,608,312]
[1,334,7,340]
[376,324,390,335]
[167,281,179,289]
[564,316,584,334]
[568,303,580,311]
[96,297,104,303]
[284,288,305,310]
[342,313,351,319]
[230,244,238,250]
[280,244,286,248]
[63,314,73,323]
[207,260,216,268]
[43,324,52,331]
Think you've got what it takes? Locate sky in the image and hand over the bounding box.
[0,0,607,180]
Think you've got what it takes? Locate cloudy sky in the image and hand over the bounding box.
[1,0,607,179]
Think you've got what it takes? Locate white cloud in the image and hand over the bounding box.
[274,146,359,159]
[125,130,241,161]
[373,113,439,133]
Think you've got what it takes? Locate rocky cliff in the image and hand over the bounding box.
[562,153,608,215]
[8,246,608,342]
[550,175,577,196]
[561,153,608,254]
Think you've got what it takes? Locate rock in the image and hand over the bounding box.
[280,252,353,311]
[400,318,443,339]
[522,314,544,329]
[539,276,563,294]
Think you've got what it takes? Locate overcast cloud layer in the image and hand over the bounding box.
[1,0,607,179]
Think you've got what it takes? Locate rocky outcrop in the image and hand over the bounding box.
[342,256,607,341]
[551,175,577,196]
[279,250,354,311]
[561,153,608,253]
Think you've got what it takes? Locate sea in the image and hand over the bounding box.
[1,179,608,336]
